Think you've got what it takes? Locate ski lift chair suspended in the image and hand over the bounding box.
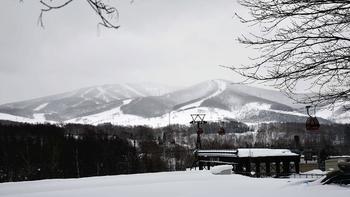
[217,120,225,135]
[305,106,320,131]
[197,128,204,134]
[218,127,225,135]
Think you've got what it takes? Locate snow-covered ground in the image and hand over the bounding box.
[33,103,48,111]
[178,79,227,111]
[0,170,348,197]
[0,113,39,124]
[316,101,350,124]
[66,101,309,127]
[301,169,328,175]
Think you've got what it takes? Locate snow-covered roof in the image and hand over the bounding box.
[300,169,327,175]
[196,150,238,157]
[197,148,298,158]
[237,148,298,157]
[328,155,350,159]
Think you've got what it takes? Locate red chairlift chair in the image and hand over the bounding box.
[305,106,320,131]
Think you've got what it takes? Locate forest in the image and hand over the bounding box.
[0,120,349,182]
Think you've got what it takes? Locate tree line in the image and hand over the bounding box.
[0,120,349,182]
[0,122,179,182]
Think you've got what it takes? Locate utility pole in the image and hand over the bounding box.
[168,111,171,127]
[190,114,207,150]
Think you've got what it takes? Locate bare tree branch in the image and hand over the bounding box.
[37,0,119,29]
[235,0,350,107]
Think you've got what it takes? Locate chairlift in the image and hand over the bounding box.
[197,128,204,134]
[218,127,225,135]
[217,120,225,135]
[305,106,320,131]
[338,158,350,172]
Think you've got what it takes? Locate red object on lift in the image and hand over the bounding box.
[197,128,204,134]
[306,116,320,131]
[305,106,320,131]
[218,127,225,135]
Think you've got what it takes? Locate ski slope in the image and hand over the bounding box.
[178,79,227,111]
[1,79,349,125]
[67,102,307,127]
[0,170,348,197]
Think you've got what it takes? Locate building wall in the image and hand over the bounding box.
[325,157,350,171]
[299,163,318,173]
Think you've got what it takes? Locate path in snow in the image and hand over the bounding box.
[178,79,227,111]
[33,103,48,111]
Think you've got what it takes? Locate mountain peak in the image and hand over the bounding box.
[0,80,348,125]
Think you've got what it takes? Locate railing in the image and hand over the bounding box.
[291,173,325,179]
[235,172,294,178]
[233,171,325,179]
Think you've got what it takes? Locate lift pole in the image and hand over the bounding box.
[190,114,207,150]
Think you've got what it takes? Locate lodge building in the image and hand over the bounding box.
[194,148,300,177]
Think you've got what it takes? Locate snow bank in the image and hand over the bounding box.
[210,165,233,175]
[301,169,327,175]
[0,171,348,197]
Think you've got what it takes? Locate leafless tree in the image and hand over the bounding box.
[233,0,350,106]
[23,0,120,29]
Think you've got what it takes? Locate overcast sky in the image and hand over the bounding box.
[0,0,258,104]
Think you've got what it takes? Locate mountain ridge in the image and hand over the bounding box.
[0,79,348,126]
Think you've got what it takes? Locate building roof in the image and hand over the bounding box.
[237,148,298,157]
[197,148,298,158]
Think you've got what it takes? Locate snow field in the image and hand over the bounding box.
[0,170,349,197]
[210,165,233,175]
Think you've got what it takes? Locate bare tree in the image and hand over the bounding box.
[24,0,120,29]
[233,0,350,106]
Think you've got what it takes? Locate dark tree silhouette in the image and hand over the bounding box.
[233,0,350,106]
[26,0,120,29]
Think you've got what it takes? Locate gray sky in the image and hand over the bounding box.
[0,0,256,104]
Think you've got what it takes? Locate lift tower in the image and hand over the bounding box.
[190,114,207,149]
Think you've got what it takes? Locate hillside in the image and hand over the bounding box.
[0,79,348,126]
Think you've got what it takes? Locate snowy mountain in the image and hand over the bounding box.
[0,79,348,126]
[0,83,175,122]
